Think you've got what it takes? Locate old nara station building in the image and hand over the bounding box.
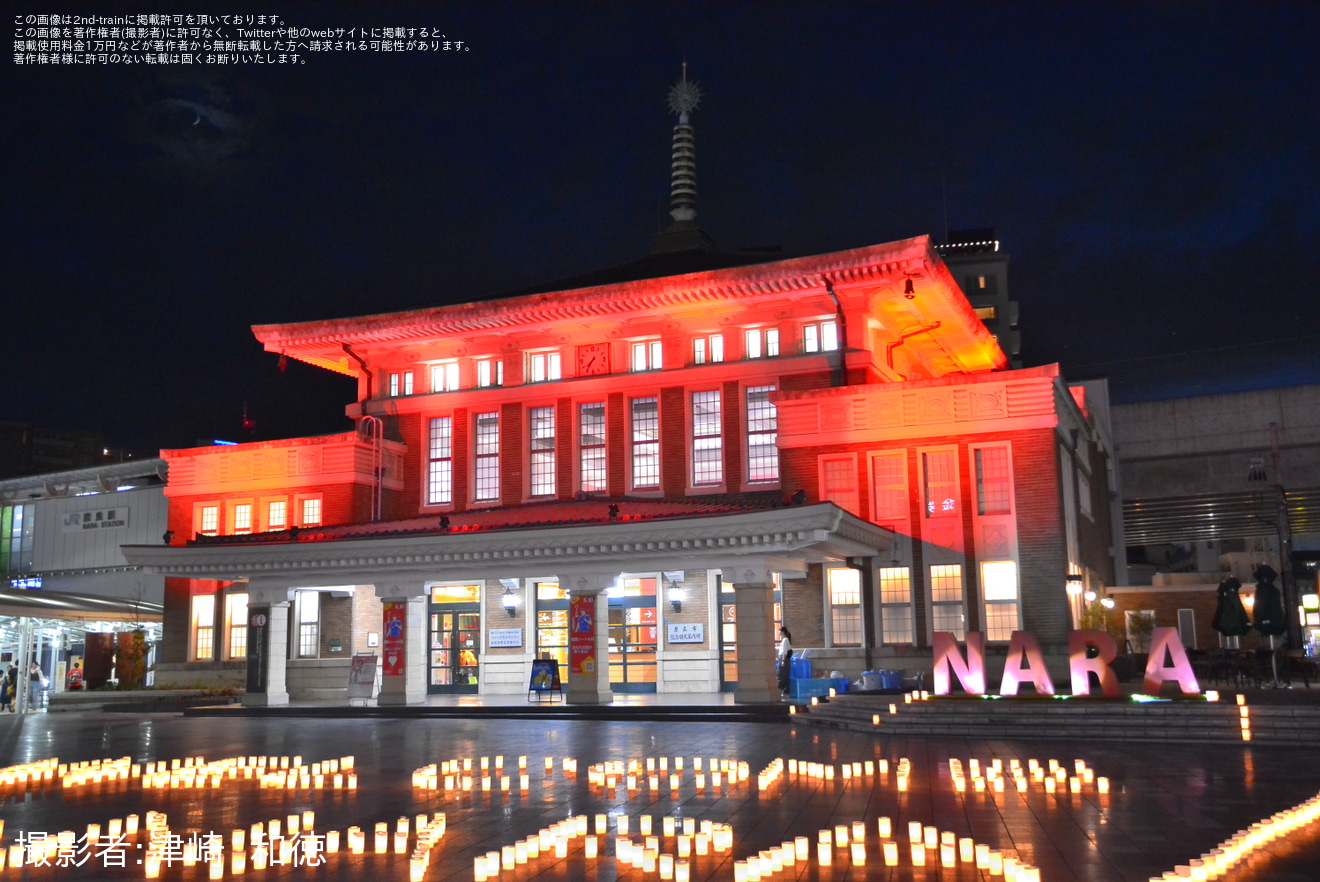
[123,74,1115,706]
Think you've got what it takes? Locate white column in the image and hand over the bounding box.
[561,572,615,705]
[242,582,294,707]
[377,581,428,706]
[721,561,778,704]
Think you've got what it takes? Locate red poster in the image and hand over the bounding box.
[382,601,407,677]
[642,604,657,642]
[569,594,597,676]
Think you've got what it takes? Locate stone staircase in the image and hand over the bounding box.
[794,693,1320,745]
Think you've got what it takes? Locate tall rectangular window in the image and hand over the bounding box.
[427,417,453,505]
[631,340,663,372]
[828,567,861,646]
[267,500,287,530]
[296,591,319,658]
[528,351,561,383]
[745,385,778,482]
[744,328,779,359]
[300,498,322,526]
[198,505,219,537]
[878,566,913,645]
[820,455,860,515]
[529,406,556,497]
[474,412,500,501]
[803,320,839,353]
[232,503,252,535]
[871,452,909,521]
[693,334,724,365]
[430,362,459,393]
[579,402,606,493]
[974,446,1012,515]
[691,390,723,486]
[388,371,414,397]
[930,564,965,639]
[981,560,1019,641]
[225,592,249,659]
[192,595,216,661]
[630,397,660,489]
[476,358,503,388]
[923,450,959,518]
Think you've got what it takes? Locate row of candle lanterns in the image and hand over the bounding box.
[1150,789,1320,881]
[948,756,1110,796]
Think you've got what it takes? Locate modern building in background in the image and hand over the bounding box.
[120,70,1116,706]
[936,229,1020,369]
[0,459,167,703]
[0,420,132,480]
[1107,384,1320,653]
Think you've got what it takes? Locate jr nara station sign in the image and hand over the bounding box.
[931,628,1202,698]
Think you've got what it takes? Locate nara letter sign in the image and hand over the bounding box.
[932,627,1200,698]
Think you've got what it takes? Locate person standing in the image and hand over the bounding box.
[28,661,45,711]
[777,626,794,697]
[0,664,17,712]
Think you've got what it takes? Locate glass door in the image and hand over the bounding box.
[718,574,782,691]
[428,584,481,694]
[608,577,657,693]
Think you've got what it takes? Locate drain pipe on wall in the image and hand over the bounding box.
[341,342,373,406]
[823,278,848,388]
[884,321,941,381]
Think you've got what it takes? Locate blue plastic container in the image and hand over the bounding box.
[879,670,905,690]
[790,654,812,679]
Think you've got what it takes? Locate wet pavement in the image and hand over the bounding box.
[1,705,1318,881]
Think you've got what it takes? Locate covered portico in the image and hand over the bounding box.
[123,503,890,707]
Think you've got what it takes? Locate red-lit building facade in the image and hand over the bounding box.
[124,235,1115,705]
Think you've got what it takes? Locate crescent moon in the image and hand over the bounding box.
[192,114,201,126]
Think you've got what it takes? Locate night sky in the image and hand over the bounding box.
[7,1,1320,456]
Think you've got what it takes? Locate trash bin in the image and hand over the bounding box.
[879,670,905,690]
[790,654,812,679]
[861,671,883,691]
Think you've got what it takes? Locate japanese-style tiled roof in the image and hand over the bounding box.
[187,492,791,547]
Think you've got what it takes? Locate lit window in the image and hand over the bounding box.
[198,505,219,537]
[923,450,958,518]
[528,351,561,383]
[974,446,1012,515]
[974,306,998,321]
[631,340,663,372]
[828,567,861,646]
[930,564,965,639]
[803,320,839,353]
[693,334,724,365]
[630,397,659,489]
[981,561,1019,641]
[691,390,723,486]
[295,591,319,658]
[301,497,322,526]
[225,592,249,659]
[529,406,556,497]
[267,500,286,530]
[878,567,913,645]
[579,402,606,493]
[389,371,415,397]
[232,503,252,535]
[744,328,779,359]
[427,417,453,505]
[474,412,500,501]
[476,358,503,388]
[430,362,460,393]
[746,385,778,483]
[192,594,216,661]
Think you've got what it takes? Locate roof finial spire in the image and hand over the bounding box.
[665,61,702,224]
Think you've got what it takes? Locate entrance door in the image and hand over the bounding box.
[608,577,657,693]
[428,584,482,694]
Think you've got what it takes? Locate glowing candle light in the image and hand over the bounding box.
[817,841,831,864]
[960,837,974,862]
[852,841,866,865]
[911,843,926,866]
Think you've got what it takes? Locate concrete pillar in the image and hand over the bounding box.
[242,582,294,706]
[377,581,429,706]
[561,572,615,705]
[721,561,778,704]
